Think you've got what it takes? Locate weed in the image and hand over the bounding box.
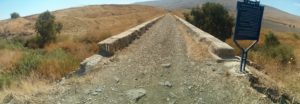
[0,38,24,50]
[0,74,12,89]
[12,50,43,75]
[36,48,78,80]
[293,33,300,40]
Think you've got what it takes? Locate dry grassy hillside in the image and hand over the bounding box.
[0,5,165,39]
[264,6,300,27]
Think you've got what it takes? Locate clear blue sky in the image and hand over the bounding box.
[261,0,300,16]
[0,0,300,20]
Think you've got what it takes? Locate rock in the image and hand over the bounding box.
[126,89,146,102]
[161,63,172,68]
[2,94,13,103]
[59,77,66,85]
[188,86,193,90]
[114,76,120,83]
[95,87,103,92]
[169,99,177,104]
[91,92,98,96]
[159,81,173,88]
[196,97,204,104]
[111,87,117,91]
[87,98,92,101]
[169,92,177,98]
[166,97,170,101]
[77,54,103,75]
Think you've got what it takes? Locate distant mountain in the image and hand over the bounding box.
[136,0,236,10]
[136,0,300,33]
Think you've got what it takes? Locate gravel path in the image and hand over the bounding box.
[19,15,273,104]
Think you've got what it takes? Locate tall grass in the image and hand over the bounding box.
[36,48,78,80]
[0,39,24,50]
[0,27,114,89]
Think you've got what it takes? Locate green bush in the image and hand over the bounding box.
[10,12,20,19]
[13,50,43,75]
[256,32,295,64]
[35,11,63,48]
[185,3,234,41]
[264,32,280,47]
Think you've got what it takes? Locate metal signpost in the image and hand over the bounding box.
[233,0,264,73]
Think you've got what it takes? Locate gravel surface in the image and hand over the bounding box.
[10,15,273,104]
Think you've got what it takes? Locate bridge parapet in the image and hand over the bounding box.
[174,15,235,60]
[98,16,163,56]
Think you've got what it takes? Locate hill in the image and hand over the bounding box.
[0,5,165,39]
[136,0,300,33]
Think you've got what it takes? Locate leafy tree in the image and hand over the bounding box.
[35,11,62,48]
[11,12,20,19]
[185,3,234,41]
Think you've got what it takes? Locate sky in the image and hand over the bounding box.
[260,0,300,16]
[0,0,300,20]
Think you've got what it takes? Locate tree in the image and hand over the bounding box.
[35,11,62,48]
[11,12,20,19]
[185,3,234,41]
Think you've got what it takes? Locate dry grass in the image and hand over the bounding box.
[0,50,23,73]
[226,28,300,99]
[0,76,51,103]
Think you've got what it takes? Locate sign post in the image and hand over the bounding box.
[234,0,264,73]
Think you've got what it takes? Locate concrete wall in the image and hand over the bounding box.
[174,16,235,60]
[77,16,163,75]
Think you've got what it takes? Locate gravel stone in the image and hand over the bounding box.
[159,81,173,88]
[161,63,172,68]
[126,89,146,102]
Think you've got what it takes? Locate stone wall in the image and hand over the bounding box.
[77,16,163,74]
[98,16,163,56]
[174,16,235,60]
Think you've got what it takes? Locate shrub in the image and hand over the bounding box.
[293,33,300,40]
[12,50,43,75]
[264,32,280,47]
[185,3,234,41]
[10,12,20,19]
[36,48,78,80]
[24,36,40,49]
[35,11,63,48]
[256,32,295,64]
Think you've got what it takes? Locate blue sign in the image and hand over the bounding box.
[234,0,264,40]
